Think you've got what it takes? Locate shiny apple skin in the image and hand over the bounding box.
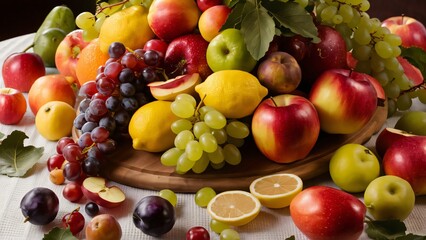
[0,88,27,125]
[375,127,416,159]
[251,94,320,163]
[382,16,426,51]
[198,5,231,42]
[290,186,367,240]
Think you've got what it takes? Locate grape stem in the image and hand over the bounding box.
[96,0,129,15]
[400,81,426,96]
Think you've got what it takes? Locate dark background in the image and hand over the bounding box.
[0,0,425,41]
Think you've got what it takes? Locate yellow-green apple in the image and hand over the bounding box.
[251,94,320,163]
[164,34,213,80]
[308,69,377,134]
[28,74,76,115]
[147,0,199,42]
[257,51,302,94]
[197,0,222,12]
[81,177,126,208]
[148,73,202,101]
[85,214,122,240]
[2,52,46,92]
[364,175,415,221]
[206,28,257,72]
[55,29,90,81]
[329,143,380,193]
[290,186,366,240]
[0,88,27,125]
[383,136,426,195]
[382,16,426,51]
[394,111,426,136]
[375,127,416,159]
[198,5,231,42]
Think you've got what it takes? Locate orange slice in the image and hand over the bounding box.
[249,173,303,209]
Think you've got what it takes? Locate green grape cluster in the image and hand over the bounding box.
[161,94,250,174]
[315,0,420,116]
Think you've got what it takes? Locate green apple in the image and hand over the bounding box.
[329,143,380,193]
[364,175,415,221]
[394,111,426,136]
[206,28,257,72]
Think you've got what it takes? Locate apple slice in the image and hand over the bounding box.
[375,127,416,159]
[148,73,202,101]
[81,177,125,208]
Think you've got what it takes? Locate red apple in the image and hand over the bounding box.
[257,51,302,94]
[251,94,320,163]
[383,136,426,196]
[382,16,426,51]
[375,127,416,159]
[361,72,386,100]
[0,88,27,125]
[85,214,122,240]
[28,74,76,116]
[290,186,366,240]
[2,52,46,92]
[197,0,222,12]
[164,34,213,80]
[147,0,200,42]
[309,69,377,134]
[198,5,231,42]
[143,39,169,58]
[55,29,90,82]
[148,73,202,101]
[81,177,126,208]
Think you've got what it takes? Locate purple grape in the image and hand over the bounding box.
[97,138,116,154]
[108,42,126,58]
[120,83,136,97]
[63,162,82,181]
[106,96,121,112]
[20,187,59,225]
[81,121,99,133]
[143,50,161,66]
[79,98,91,113]
[85,202,100,217]
[114,110,131,126]
[78,132,94,149]
[118,68,135,83]
[121,97,139,112]
[141,67,158,83]
[73,113,87,130]
[99,116,116,133]
[82,157,102,176]
[91,126,110,143]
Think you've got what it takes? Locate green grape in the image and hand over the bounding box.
[338,4,354,23]
[358,14,372,30]
[161,147,183,166]
[384,81,401,99]
[185,140,203,161]
[294,0,308,8]
[370,55,385,73]
[210,219,231,234]
[359,0,370,12]
[99,2,111,15]
[387,98,397,117]
[175,93,197,108]
[315,2,328,15]
[198,105,215,120]
[396,94,412,111]
[332,14,343,25]
[352,45,372,61]
[225,121,249,139]
[199,132,218,153]
[174,130,194,150]
[355,60,372,74]
[208,146,224,164]
[384,57,400,71]
[375,41,393,59]
[94,16,106,32]
[204,110,227,129]
[176,153,195,173]
[171,99,195,118]
[210,161,225,170]
[391,45,402,58]
[373,26,390,39]
[195,187,216,207]
[159,189,177,207]
[347,8,361,28]
[83,27,99,41]
[220,228,240,240]
[372,71,390,86]
[223,144,241,166]
[171,119,193,134]
[418,89,426,104]
[211,129,227,145]
[368,18,382,33]
[130,0,143,5]
[353,27,371,45]
[394,74,412,90]
[193,121,211,139]
[192,152,210,173]
[384,33,402,46]
[226,137,244,148]
[320,5,337,22]
[75,12,95,30]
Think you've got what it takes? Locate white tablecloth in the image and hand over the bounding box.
[0,34,425,240]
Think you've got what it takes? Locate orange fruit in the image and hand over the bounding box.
[76,38,109,86]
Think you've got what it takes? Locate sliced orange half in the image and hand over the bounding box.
[207,190,261,226]
[249,173,303,209]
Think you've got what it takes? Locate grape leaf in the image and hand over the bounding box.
[365,218,407,240]
[43,227,78,240]
[0,130,44,177]
[240,2,276,60]
[400,46,426,82]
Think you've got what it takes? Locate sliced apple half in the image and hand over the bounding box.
[148,72,202,101]
[375,127,416,159]
[81,177,126,208]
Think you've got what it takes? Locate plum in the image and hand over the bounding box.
[20,187,59,225]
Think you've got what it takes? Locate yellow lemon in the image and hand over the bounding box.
[249,173,303,209]
[35,101,76,141]
[129,100,179,152]
[195,70,268,119]
[98,5,154,53]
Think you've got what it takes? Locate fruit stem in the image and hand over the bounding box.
[23,216,30,223]
[193,94,207,122]
[22,43,34,53]
[169,59,187,77]
[96,0,129,16]
[270,96,278,107]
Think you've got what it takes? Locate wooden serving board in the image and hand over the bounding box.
[74,103,387,193]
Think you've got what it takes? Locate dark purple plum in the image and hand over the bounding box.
[20,187,59,225]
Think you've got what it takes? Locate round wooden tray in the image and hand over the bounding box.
[74,102,387,193]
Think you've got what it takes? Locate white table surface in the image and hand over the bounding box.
[0,33,425,240]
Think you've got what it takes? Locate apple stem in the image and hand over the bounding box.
[169,59,187,76]
[270,96,278,107]
[22,44,34,53]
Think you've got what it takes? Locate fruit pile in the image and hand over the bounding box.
[1,0,426,239]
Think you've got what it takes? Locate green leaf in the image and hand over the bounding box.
[0,130,44,177]
[240,2,276,60]
[285,236,296,240]
[43,227,78,240]
[221,1,250,30]
[262,1,319,43]
[400,46,426,82]
[365,218,407,240]
[396,234,426,240]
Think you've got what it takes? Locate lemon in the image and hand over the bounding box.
[129,100,179,152]
[35,101,76,141]
[249,173,303,208]
[195,70,268,119]
[207,190,261,226]
[98,5,154,53]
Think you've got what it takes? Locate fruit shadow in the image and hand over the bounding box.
[237,206,292,234]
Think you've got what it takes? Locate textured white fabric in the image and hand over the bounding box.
[0,34,425,240]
